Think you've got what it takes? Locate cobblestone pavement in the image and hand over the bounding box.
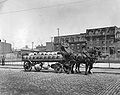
[0,68,120,95]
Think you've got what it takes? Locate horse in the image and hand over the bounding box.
[59,45,76,74]
[59,45,100,75]
[74,48,100,75]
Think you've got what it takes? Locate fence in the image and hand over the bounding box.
[0,54,120,69]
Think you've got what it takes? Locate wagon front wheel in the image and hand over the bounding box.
[23,61,32,71]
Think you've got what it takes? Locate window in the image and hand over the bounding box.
[89,31,93,36]
[96,38,99,41]
[95,30,99,35]
[101,28,106,35]
[77,37,80,42]
[102,41,105,45]
[110,40,114,44]
[65,37,69,42]
[71,44,74,46]
[102,47,105,51]
[70,37,74,42]
[109,27,114,34]
[74,37,78,42]
[61,38,64,44]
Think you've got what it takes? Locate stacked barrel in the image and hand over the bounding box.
[22,52,63,61]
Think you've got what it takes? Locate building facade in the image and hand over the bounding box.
[0,41,12,54]
[46,42,54,51]
[35,45,46,51]
[85,26,120,54]
[54,26,120,55]
[54,33,86,52]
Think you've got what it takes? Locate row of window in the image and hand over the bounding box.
[88,39,114,46]
[54,44,115,54]
[54,45,114,53]
[87,28,115,36]
[54,44,83,51]
[54,36,86,43]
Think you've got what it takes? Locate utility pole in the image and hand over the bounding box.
[90,31,93,48]
[2,39,6,65]
[2,39,6,56]
[32,42,34,50]
[57,28,60,43]
[105,28,110,67]
[51,37,53,51]
[105,28,109,55]
[57,28,61,51]
[105,30,106,55]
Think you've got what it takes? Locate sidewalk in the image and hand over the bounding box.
[93,67,120,74]
[0,65,23,69]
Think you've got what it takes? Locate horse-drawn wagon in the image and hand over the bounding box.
[22,45,100,74]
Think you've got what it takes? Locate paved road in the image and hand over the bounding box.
[0,67,120,95]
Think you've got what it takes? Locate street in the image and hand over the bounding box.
[0,66,120,95]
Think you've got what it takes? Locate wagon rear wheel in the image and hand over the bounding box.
[23,61,32,71]
[54,66,62,73]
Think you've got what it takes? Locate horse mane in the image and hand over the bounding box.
[60,45,66,52]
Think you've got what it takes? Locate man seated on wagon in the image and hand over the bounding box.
[60,40,74,61]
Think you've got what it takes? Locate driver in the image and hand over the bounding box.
[60,40,74,60]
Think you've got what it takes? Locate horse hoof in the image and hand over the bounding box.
[88,71,92,74]
[71,71,74,74]
[78,71,81,73]
[85,73,87,75]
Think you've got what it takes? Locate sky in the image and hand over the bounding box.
[0,0,120,49]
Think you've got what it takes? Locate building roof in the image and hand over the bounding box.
[54,33,86,38]
[86,26,118,31]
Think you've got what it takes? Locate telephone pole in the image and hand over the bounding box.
[32,42,34,50]
[57,28,60,43]
[57,28,61,51]
[105,28,109,55]
[51,37,53,51]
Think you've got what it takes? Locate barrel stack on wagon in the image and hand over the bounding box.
[22,52,67,73]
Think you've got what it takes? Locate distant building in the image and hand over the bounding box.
[54,33,86,52]
[36,44,46,52]
[0,41,12,54]
[46,42,54,51]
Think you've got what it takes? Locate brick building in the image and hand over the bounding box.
[53,26,120,55]
[85,26,120,54]
[54,33,86,52]
[0,41,12,54]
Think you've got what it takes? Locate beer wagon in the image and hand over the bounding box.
[22,52,69,73]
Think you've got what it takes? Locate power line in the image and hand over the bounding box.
[0,0,94,15]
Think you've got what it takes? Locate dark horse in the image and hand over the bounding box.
[59,45,100,74]
[75,48,99,75]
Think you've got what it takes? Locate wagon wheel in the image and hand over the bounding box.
[54,64,63,73]
[63,64,70,74]
[23,61,32,71]
[63,66,70,74]
[54,67,62,73]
